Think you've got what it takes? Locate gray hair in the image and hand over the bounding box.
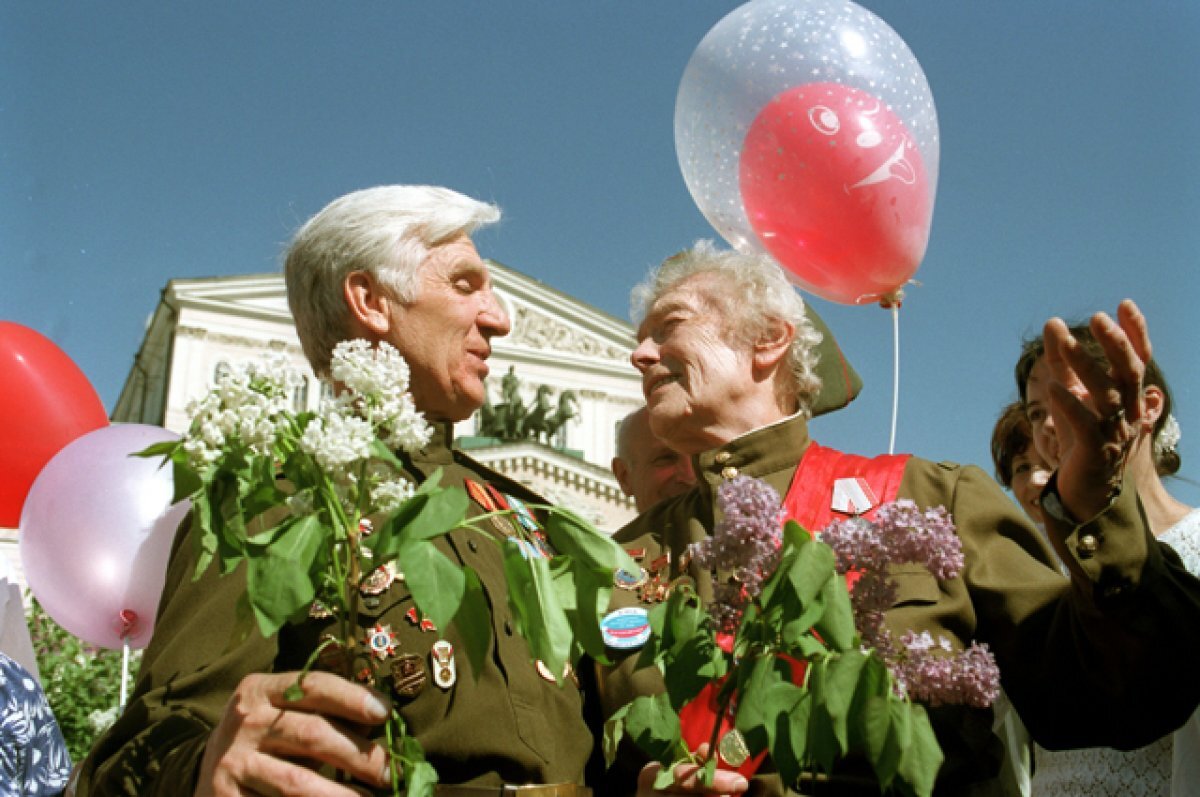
[284,185,500,376]
[631,240,823,415]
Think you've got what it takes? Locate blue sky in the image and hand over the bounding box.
[3,2,1198,504]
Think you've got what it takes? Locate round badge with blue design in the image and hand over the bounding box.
[600,607,652,650]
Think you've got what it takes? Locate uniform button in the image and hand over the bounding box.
[721,466,739,480]
[468,539,478,553]
[504,619,514,636]
[363,596,381,609]
[714,451,732,465]
[1077,534,1099,559]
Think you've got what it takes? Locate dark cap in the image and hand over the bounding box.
[805,303,862,417]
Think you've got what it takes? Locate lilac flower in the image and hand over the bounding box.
[689,476,785,631]
[820,500,1000,709]
[896,632,1001,708]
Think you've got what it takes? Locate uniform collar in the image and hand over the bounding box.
[694,412,811,490]
[412,420,456,466]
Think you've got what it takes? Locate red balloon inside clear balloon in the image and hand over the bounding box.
[0,322,109,527]
[739,82,932,305]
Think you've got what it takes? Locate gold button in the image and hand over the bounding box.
[720,466,739,480]
[714,451,732,465]
[1077,534,1099,558]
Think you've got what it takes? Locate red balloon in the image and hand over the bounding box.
[739,82,932,305]
[0,322,109,527]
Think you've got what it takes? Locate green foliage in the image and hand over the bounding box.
[604,523,943,796]
[26,597,140,763]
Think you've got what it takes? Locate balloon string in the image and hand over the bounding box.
[120,640,131,711]
[888,303,901,455]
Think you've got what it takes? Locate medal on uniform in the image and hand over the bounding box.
[718,729,751,767]
[431,639,456,689]
[365,623,398,661]
[614,566,648,591]
[317,634,348,672]
[465,479,518,537]
[360,561,397,596]
[504,494,542,532]
[831,477,878,516]
[390,653,427,699]
[405,606,437,632]
[600,607,652,650]
[535,659,557,683]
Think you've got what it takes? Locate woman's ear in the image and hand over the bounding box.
[1142,384,1166,428]
[344,271,393,337]
[753,318,794,372]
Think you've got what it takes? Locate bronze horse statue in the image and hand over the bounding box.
[531,389,579,445]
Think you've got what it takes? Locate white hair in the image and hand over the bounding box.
[284,185,500,376]
[631,240,823,415]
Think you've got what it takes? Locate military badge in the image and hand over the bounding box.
[390,653,427,699]
[405,606,437,632]
[718,729,751,767]
[360,561,397,596]
[614,567,648,590]
[600,607,652,650]
[431,639,456,689]
[365,623,398,661]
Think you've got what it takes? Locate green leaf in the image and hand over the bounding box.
[786,534,838,608]
[453,567,491,679]
[542,506,639,576]
[135,439,180,459]
[399,731,439,797]
[245,514,326,637]
[812,574,857,652]
[804,658,841,774]
[862,694,903,788]
[623,692,682,763]
[502,541,572,678]
[371,487,469,561]
[603,703,629,768]
[779,686,815,786]
[398,538,465,632]
[554,559,610,664]
[817,651,869,751]
[894,702,942,797]
[734,652,791,753]
[653,766,678,791]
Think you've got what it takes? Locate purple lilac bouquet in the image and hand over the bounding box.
[605,476,1000,797]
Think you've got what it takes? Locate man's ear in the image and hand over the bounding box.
[612,458,634,498]
[753,318,794,372]
[344,271,393,337]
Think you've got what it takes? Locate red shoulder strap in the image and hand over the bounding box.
[782,440,911,532]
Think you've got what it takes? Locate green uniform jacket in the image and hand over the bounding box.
[603,415,1200,795]
[74,423,594,795]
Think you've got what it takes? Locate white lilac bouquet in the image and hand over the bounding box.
[605,476,1000,797]
[143,341,635,796]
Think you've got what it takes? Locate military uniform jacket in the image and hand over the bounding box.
[75,423,593,795]
[605,414,1200,795]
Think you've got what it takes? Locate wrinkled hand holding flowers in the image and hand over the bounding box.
[606,477,999,797]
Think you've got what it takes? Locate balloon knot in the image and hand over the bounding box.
[117,610,140,639]
[879,289,905,309]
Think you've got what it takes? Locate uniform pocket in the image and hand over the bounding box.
[888,564,942,606]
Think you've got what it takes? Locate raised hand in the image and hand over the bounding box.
[1041,299,1151,522]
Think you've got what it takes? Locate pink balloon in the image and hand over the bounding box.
[739,82,932,305]
[19,424,189,649]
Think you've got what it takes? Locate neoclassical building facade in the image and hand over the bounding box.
[110,261,644,532]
